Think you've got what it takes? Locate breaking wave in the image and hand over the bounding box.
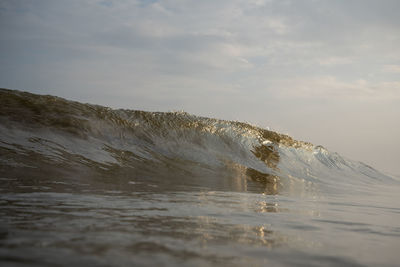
[0,89,394,195]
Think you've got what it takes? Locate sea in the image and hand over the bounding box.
[1,88,399,266]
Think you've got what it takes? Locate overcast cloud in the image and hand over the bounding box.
[1,0,399,174]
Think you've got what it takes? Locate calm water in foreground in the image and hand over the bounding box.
[1,177,399,267]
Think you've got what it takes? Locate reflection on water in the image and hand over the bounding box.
[0,156,315,266]
[256,200,284,213]
[0,190,292,266]
[1,171,400,266]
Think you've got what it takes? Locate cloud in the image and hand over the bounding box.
[318,57,353,66]
[271,76,400,100]
[383,65,400,73]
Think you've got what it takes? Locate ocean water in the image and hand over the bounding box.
[0,88,399,266]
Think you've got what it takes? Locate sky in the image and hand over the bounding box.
[0,0,399,175]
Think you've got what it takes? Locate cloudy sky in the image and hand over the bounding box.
[1,0,399,174]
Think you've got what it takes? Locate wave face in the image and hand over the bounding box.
[0,88,393,196]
